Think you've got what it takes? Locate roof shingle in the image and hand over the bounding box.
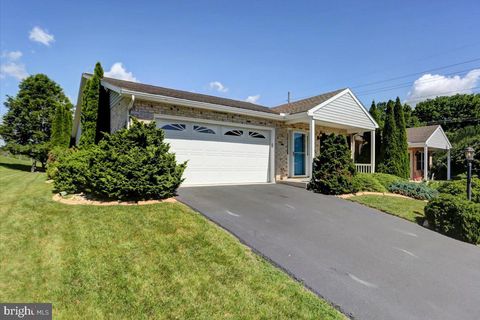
[98,75,279,114]
[406,125,440,144]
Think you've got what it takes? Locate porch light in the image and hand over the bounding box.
[465,147,474,161]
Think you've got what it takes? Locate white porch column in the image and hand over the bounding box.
[309,117,316,176]
[370,130,375,173]
[350,134,355,160]
[447,148,451,180]
[423,145,429,181]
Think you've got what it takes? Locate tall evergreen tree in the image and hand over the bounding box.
[369,100,383,168]
[394,97,409,178]
[0,74,71,170]
[50,103,73,148]
[79,62,104,146]
[379,100,400,175]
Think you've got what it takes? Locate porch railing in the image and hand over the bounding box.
[355,163,372,173]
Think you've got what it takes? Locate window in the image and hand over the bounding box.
[224,129,243,136]
[161,123,186,131]
[249,131,266,139]
[193,125,215,134]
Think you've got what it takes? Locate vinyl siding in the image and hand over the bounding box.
[312,92,376,130]
[427,128,451,149]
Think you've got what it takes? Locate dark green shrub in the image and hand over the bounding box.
[54,148,94,193]
[425,194,480,244]
[388,181,439,200]
[54,120,186,200]
[436,178,480,203]
[46,146,73,179]
[371,173,405,189]
[352,173,387,192]
[308,133,356,195]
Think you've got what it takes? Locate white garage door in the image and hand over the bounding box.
[157,119,272,185]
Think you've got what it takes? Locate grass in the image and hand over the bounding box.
[0,156,343,319]
[349,195,427,223]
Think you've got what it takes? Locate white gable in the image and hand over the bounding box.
[309,90,377,130]
[427,127,452,149]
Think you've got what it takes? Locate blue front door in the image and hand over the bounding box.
[293,132,306,176]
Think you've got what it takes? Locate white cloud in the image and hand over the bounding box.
[104,62,138,82]
[29,26,55,46]
[1,50,22,61]
[245,94,261,104]
[0,62,28,80]
[209,81,228,93]
[407,69,480,103]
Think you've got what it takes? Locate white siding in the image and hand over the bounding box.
[427,127,451,149]
[109,90,122,107]
[312,92,376,130]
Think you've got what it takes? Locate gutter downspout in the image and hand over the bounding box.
[126,94,135,129]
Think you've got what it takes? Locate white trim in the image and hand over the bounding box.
[289,130,309,178]
[154,114,276,183]
[71,76,88,138]
[306,88,379,129]
[312,116,376,131]
[425,126,452,149]
[408,142,427,148]
[100,80,123,94]
[120,90,284,121]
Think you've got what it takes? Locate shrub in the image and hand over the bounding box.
[388,181,439,200]
[54,148,95,193]
[371,173,405,189]
[308,133,356,195]
[425,194,480,244]
[46,146,73,179]
[54,120,186,200]
[436,178,480,203]
[352,173,387,192]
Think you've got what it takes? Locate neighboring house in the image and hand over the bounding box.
[72,74,378,186]
[407,125,452,181]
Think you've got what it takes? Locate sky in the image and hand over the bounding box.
[1,0,479,116]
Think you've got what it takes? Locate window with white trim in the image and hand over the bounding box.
[224,129,244,136]
[248,131,266,139]
[193,125,215,134]
[161,123,186,131]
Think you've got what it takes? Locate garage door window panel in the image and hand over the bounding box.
[224,129,244,137]
[161,123,186,131]
[194,125,216,134]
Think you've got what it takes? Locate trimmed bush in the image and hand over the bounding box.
[436,178,480,203]
[371,173,405,189]
[54,120,186,200]
[308,133,356,195]
[46,146,73,179]
[388,181,439,200]
[425,194,480,244]
[352,173,387,192]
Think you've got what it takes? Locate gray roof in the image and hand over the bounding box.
[272,88,346,114]
[97,75,279,114]
[406,125,440,144]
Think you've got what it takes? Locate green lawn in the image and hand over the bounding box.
[0,156,343,319]
[349,195,427,223]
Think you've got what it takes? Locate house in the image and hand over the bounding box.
[407,125,452,181]
[72,74,379,186]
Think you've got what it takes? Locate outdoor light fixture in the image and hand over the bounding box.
[465,147,474,201]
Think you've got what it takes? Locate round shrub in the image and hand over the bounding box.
[436,178,479,203]
[388,181,439,200]
[425,194,480,244]
[352,173,387,192]
[54,120,186,200]
[308,133,357,195]
[371,173,405,189]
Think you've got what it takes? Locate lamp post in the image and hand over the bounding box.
[465,147,474,201]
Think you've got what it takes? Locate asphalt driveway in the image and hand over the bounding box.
[177,184,480,320]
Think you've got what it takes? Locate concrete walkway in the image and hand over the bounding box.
[177,184,480,320]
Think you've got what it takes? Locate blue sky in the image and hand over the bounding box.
[1,0,479,115]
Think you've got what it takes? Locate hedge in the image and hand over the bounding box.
[436,178,479,203]
[425,194,480,244]
[388,181,438,200]
[352,173,387,193]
